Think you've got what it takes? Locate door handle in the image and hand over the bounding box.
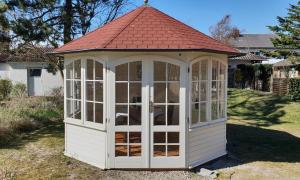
[149,101,154,113]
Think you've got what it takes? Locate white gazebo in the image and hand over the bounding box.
[54,5,238,169]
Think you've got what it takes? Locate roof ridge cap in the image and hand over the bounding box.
[103,6,147,48]
[54,6,144,52]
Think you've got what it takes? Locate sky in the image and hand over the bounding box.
[129,0,299,35]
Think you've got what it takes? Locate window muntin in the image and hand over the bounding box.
[191,60,208,125]
[190,59,227,127]
[85,59,104,124]
[66,60,82,120]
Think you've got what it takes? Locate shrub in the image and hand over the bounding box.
[289,78,300,101]
[11,83,27,98]
[0,79,12,100]
[50,87,63,108]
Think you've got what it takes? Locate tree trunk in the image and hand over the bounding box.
[63,0,73,44]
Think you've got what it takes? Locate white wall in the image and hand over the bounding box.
[188,121,227,168]
[0,62,63,96]
[0,63,10,79]
[65,123,107,169]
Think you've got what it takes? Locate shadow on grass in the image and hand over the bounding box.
[0,122,64,149]
[228,89,290,127]
[197,123,300,171]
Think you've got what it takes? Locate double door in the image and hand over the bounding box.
[110,59,186,169]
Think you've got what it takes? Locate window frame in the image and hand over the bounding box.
[189,57,228,129]
[64,58,106,131]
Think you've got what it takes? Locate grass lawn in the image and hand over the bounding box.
[0,89,300,179]
[217,89,300,179]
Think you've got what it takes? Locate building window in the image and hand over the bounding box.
[191,60,208,125]
[211,60,226,121]
[85,59,104,124]
[29,69,42,77]
[66,60,82,120]
[190,58,227,127]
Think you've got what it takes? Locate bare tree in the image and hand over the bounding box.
[209,15,240,44]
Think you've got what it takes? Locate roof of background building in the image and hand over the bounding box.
[54,6,238,55]
[273,60,300,67]
[230,53,267,61]
[0,46,55,63]
[230,34,277,49]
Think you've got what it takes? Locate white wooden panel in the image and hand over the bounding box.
[65,123,106,169]
[188,121,226,167]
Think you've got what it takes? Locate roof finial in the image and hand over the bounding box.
[144,0,148,5]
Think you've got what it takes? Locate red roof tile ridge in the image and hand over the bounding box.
[54,6,145,52]
[149,7,237,52]
[103,6,147,48]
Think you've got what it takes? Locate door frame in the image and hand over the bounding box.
[107,55,187,169]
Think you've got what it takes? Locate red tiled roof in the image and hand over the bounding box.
[54,6,238,54]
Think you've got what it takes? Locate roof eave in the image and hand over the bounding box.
[51,48,241,56]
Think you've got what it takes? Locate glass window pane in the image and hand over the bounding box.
[115,145,127,157]
[116,83,128,103]
[212,101,218,120]
[212,61,218,80]
[191,103,199,125]
[167,105,179,125]
[74,60,81,79]
[129,83,141,103]
[66,100,73,118]
[86,81,94,101]
[66,80,72,98]
[220,64,226,81]
[168,64,180,81]
[219,81,226,101]
[129,105,141,125]
[129,145,141,156]
[192,62,199,81]
[86,102,94,122]
[130,62,142,81]
[154,145,166,157]
[212,81,218,101]
[154,83,166,103]
[95,82,103,102]
[116,105,128,126]
[168,132,179,143]
[200,81,207,101]
[219,102,226,119]
[200,60,208,80]
[116,63,128,81]
[192,82,199,102]
[95,103,103,124]
[95,61,103,80]
[167,145,179,156]
[115,132,127,143]
[66,62,73,79]
[154,132,166,143]
[168,83,179,103]
[74,81,81,100]
[86,59,94,80]
[154,62,166,81]
[74,101,81,119]
[154,106,166,126]
[129,132,141,143]
[200,103,207,122]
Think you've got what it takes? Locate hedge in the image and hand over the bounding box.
[289,78,300,101]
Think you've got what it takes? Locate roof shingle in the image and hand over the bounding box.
[54,6,238,54]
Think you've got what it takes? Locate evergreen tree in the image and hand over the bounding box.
[268,1,300,63]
